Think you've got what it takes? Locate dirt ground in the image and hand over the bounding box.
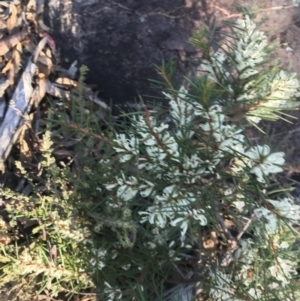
[44,1,300,97]
[45,0,300,165]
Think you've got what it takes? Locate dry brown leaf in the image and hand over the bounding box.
[0,28,27,57]
[25,0,37,25]
[14,43,22,70]
[45,47,52,58]
[7,64,14,86]
[4,45,22,86]
[19,124,33,164]
[10,46,21,83]
[26,0,36,11]
[37,53,52,76]
[224,218,234,229]
[15,40,22,54]
[55,77,77,87]
[6,3,17,33]
[1,59,12,73]
[202,231,217,249]
[37,77,47,98]
[33,36,47,63]
[0,234,11,245]
[203,239,216,249]
[32,77,47,107]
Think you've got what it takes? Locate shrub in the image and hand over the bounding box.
[1,15,300,301]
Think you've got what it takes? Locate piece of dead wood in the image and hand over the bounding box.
[46,81,109,110]
[0,36,51,171]
[0,57,36,171]
[54,63,78,79]
[84,85,109,110]
[67,60,78,78]
[45,80,70,99]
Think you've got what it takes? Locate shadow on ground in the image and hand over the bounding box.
[44,0,222,111]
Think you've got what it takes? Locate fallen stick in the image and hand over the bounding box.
[0,57,37,171]
[0,37,49,171]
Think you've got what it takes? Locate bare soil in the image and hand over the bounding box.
[45,0,300,166]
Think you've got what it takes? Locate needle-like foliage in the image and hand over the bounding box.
[1,15,300,301]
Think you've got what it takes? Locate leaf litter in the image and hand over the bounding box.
[0,0,109,174]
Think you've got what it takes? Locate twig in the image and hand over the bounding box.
[215,211,235,242]
[260,5,295,12]
[212,4,296,20]
[109,0,187,19]
[211,4,242,19]
[221,214,256,267]
[237,214,256,241]
[143,105,173,157]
